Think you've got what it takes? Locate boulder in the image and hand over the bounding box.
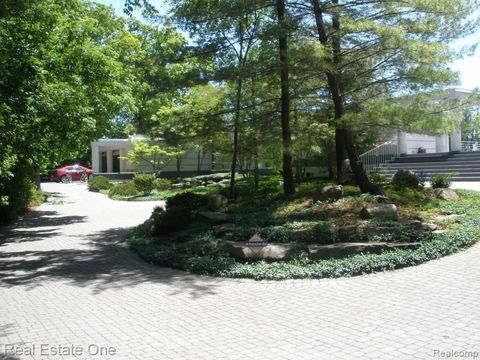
[408,220,438,231]
[171,183,185,189]
[360,204,399,221]
[208,194,228,210]
[315,185,343,201]
[434,188,459,201]
[391,170,419,188]
[198,211,233,225]
[308,242,420,260]
[336,225,357,242]
[218,240,302,260]
[212,223,237,236]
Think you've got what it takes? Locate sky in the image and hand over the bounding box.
[95,0,480,90]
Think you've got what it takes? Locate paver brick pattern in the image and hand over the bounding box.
[1,183,480,360]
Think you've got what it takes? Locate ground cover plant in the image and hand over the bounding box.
[128,176,480,280]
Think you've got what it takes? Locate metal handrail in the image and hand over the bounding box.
[461,141,480,152]
[360,140,399,174]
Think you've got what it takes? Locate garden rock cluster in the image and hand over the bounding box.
[171,173,230,189]
[314,185,343,201]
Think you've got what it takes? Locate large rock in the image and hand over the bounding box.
[218,240,302,260]
[315,185,343,202]
[408,220,438,231]
[208,194,228,210]
[308,242,420,260]
[391,170,419,188]
[198,211,233,225]
[434,188,459,201]
[360,204,399,221]
[212,223,237,236]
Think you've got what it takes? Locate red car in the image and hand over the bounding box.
[50,165,93,183]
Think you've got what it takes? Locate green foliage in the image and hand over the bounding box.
[226,221,334,244]
[108,181,139,198]
[88,176,112,192]
[154,178,172,190]
[166,191,209,210]
[430,174,453,189]
[123,140,178,174]
[150,206,195,235]
[133,173,156,195]
[0,165,47,223]
[0,0,137,221]
[369,172,387,184]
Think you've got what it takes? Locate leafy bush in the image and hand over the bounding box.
[108,181,138,198]
[154,178,171,191]
[150,206,195,235]
[166,191,208,210]
[133,173,156,195]
[430,174,453,189]
[369,172,387,184]
[391,170,419,188]
[88,176,112,192]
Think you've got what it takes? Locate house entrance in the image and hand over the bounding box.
[112,150,120,173]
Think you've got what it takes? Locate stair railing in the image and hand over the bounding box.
[461,141,480,152]
[360,140,399,174]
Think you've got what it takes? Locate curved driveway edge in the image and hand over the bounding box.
[1,182,480,359]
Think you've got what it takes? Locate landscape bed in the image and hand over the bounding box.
[127,177,480,280]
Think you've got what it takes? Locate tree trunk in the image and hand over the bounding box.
[254,149,259,190]
[229,79,240,199]
[310,0,379,194]
[335,128,347,182]
[176,156,181,177]
[197,149,201,174]
[276,0,295,195]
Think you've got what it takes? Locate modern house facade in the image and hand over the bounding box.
[395,88,473,155]
[90,135,213,178]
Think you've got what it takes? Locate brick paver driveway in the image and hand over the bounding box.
[1,183,480,360]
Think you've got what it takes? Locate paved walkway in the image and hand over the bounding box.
[1,183,480,360]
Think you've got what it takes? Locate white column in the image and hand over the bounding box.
[451,127,462,152]
[106,149,113,173]
[91,144,100,173]
[435,134,449,153]
[398,131,408,155]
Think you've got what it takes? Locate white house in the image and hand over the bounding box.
[90,135,213,178]
[395,88,474,155]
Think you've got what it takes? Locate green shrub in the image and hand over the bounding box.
[108,181,138,198]
[369,172,387,184]
[430,174,453,189]
[154,178,172,191]
[88,176,112,192]
[133,173,156,195]
[166,191,208,210]
[150,206,195,235]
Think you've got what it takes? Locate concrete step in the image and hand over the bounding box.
[382,163,480,170]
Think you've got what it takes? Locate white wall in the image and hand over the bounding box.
[405,133,436,154]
